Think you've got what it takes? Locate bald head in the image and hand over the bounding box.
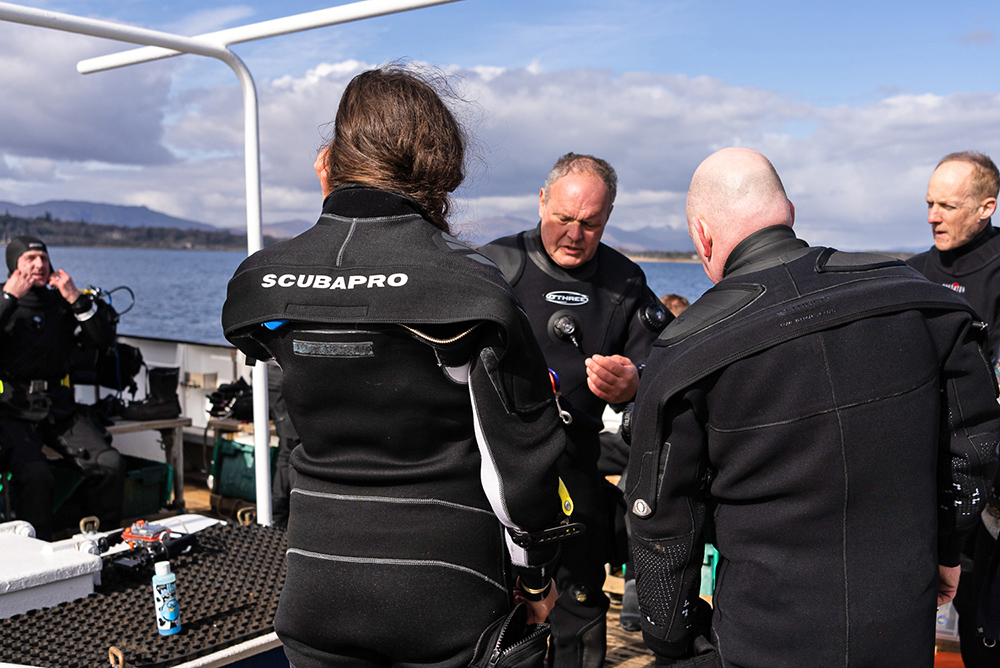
[686,148,794,282]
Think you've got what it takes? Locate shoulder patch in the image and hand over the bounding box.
[657,283,765,346]
[816,248,904,273]
[477,235,526,285]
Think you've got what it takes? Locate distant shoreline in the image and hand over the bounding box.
[624,251,917,263]
[627,255,699,263]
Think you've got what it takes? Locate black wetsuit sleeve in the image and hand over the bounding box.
[0,291,17,329]
[467,320,566,581]
[938,315,1000,566]
[627,389,711,661]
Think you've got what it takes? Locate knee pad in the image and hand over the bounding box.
[578,618,607,668]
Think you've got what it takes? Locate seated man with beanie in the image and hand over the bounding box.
[0,236,124,540]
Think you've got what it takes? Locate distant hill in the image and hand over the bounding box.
[0,200,215,231]
[264,219,314,239]
[452,216,535,246]
[601,225,695,253]
[0,200,695,252]
[0,213,270,251]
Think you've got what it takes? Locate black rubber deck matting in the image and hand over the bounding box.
[0,522,286,668]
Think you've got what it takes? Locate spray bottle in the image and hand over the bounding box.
[152,560,182,636]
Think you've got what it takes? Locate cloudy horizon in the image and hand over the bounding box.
[1,0,999,252]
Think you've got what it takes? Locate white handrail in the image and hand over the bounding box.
[78,0,461,74]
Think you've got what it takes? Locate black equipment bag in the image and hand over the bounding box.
[70,287,143,394]
[207,377,254,421]
[72,342,144,394]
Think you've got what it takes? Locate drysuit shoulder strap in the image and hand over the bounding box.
[627,250,979,517]
[477,233,527,287]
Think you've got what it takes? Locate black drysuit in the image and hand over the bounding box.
[480,227,668,668]
[907,224,1000,360]
[907,223,1000,666]
[222,187,566,668]
[626,226,1000,668]
[0,285,123,540]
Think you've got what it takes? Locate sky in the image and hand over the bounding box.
[1,0,1000,251]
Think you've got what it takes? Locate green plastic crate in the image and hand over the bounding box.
[122,455,173,518]
[210,437,277,502]
[701,544,718,597]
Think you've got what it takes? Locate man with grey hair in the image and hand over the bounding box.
[625,147,999,667]
[480,153,670,668]
[908,151,1000,668]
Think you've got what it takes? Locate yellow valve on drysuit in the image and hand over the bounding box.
[61,375,71,388]
[558,477,573,516]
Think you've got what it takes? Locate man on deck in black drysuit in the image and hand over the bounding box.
[625,148,1000,668]
[907,151,1000,667]
[0,236,124,540]
[480,153,670,668]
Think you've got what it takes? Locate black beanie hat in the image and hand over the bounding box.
[6,236,48,274]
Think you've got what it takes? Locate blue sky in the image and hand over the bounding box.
[1,0,999,250]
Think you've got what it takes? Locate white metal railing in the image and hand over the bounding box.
[78,0,461,73]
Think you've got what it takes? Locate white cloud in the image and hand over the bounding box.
[0,23,173,166]
[1,45,998,251]
[471,65,506,82]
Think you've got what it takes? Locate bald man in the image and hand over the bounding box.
[624,148,1000,668]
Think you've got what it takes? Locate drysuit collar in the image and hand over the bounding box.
[321,183,426,219]
[939,223,998,262]
[723,225,809,279]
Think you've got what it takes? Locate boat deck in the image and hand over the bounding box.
[179,478,968,668]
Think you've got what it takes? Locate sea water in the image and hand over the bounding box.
[51,247,244,346]
[47,246,713,346]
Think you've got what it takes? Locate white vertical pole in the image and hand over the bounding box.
[229,59,272,526]
[238,68,273,526]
